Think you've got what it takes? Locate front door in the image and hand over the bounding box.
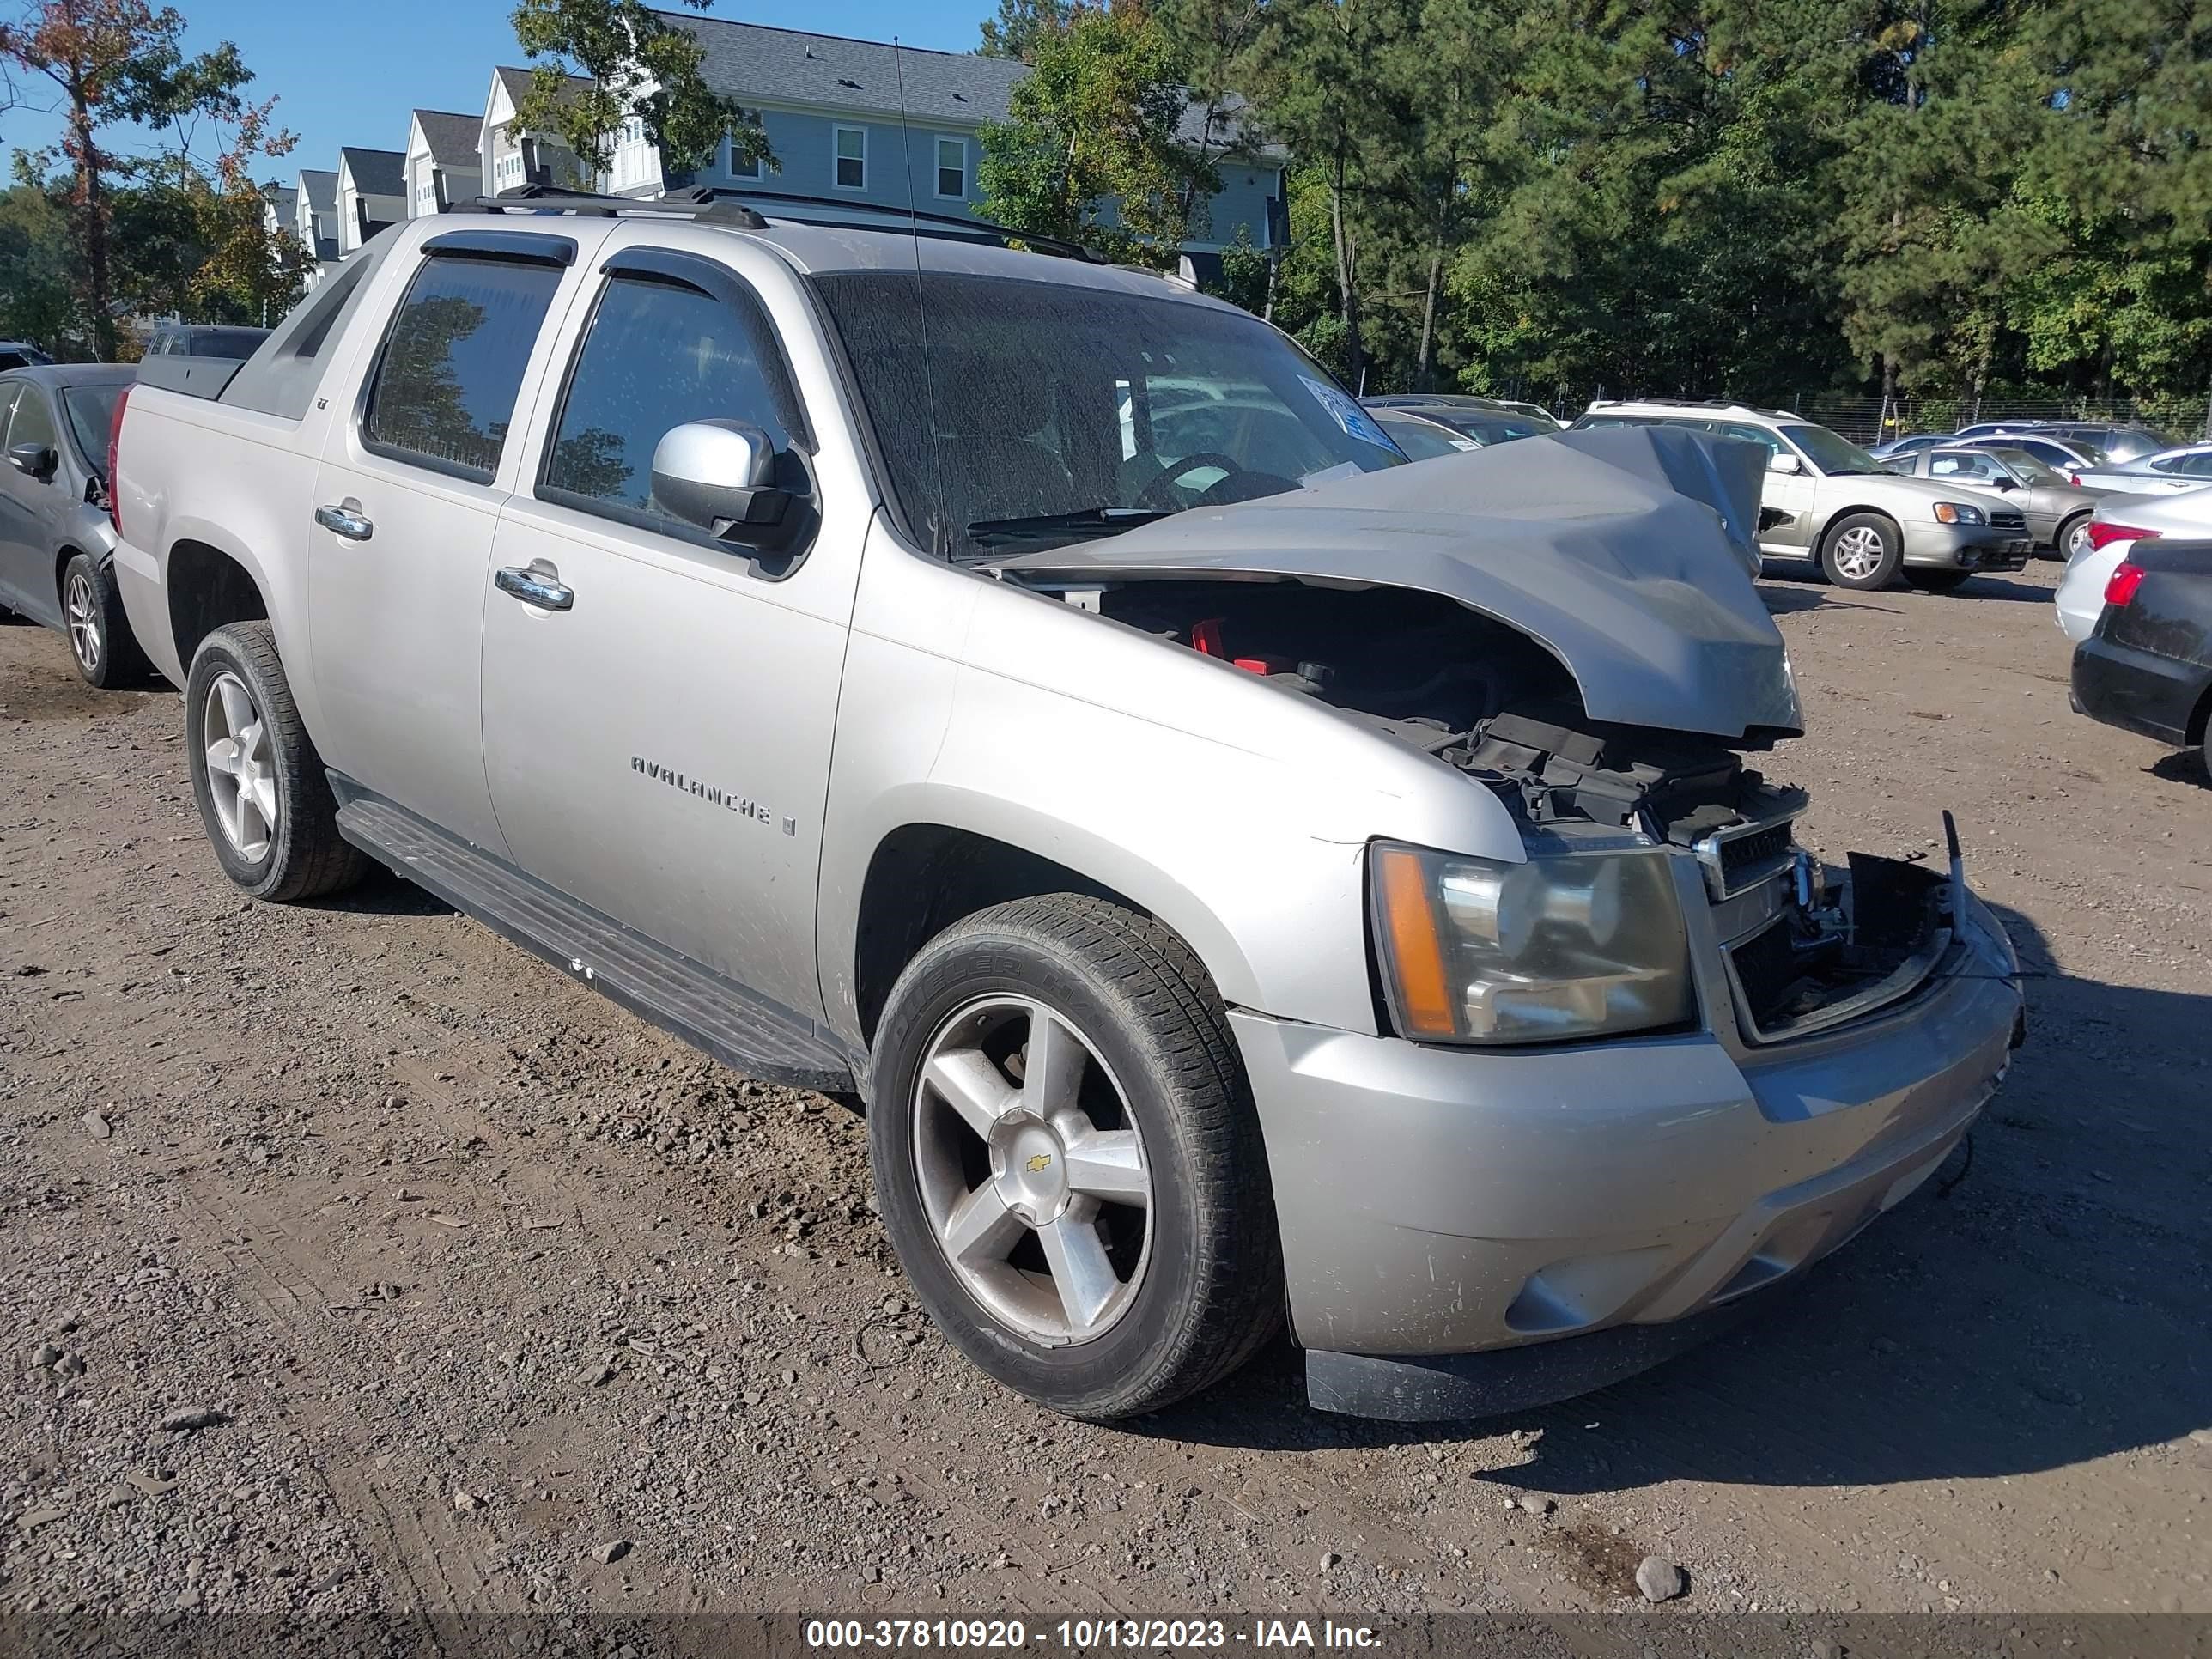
[478,241,865,1023]
[1711,421,1817,556]
[307,238,574,854]
[0,383,64,622]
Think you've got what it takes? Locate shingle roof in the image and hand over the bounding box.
[339,147,407,198]
[662,15,1284,157]
[495,64,593,114]
[672,17,1027,125]
[298,168,337,211]
[412,110,483,169]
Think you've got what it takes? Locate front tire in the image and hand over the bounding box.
[2056,512,2093,563]
[62,553,149,688]
[185,622,367,902]
[1820,513,1905,589]
[869,895,1282,1420]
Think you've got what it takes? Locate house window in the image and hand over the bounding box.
[834,125,866,191]
[935,137,966,200]
[727,112,764,180]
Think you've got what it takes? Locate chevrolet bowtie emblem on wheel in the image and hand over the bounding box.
[1026,1153,1054,1174]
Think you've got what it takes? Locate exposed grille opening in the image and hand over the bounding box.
[1724,852,1953,1042]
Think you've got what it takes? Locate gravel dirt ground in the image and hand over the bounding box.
[1,559,2206,1623]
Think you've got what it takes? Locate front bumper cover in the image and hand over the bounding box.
[1232,888,2023,1419]
[1901,521,2032,571]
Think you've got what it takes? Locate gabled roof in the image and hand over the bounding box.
[298,168,338,212]
[410,110,483,169]
[339,147,407,198]
[493,64,594,117]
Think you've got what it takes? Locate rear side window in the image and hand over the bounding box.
[364,254,562,482]
[541,274,800,526]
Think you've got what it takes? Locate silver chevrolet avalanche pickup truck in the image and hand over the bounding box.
[107,192,2024,1422]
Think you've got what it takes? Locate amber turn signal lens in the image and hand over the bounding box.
[1376,847,1456,1037]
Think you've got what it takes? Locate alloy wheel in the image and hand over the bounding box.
[912,995,1152,1346]
[2066,520,2094,560]
[202,671,279,862]
[1832,526,1887,581]
[64,569,100,675]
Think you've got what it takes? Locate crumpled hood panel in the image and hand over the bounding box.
[990,424,1802,740]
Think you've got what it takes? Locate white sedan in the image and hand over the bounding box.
[2075,441,2212,495]
[2054,486,2212,641]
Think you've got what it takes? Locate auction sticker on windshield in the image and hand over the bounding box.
[1300,376,1400,451]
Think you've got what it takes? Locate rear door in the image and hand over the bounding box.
[477,233,869,1023]
[307,229,587,854]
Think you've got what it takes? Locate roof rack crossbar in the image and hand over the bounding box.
[448,184,769,228]
[680,185,1102,262]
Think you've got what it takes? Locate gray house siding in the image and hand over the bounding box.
[679,109,982,213]
[678,106,1280,250]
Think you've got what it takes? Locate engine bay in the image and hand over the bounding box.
[1089,576,1958,1041]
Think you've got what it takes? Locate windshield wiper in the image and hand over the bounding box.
[965,507,1172,548]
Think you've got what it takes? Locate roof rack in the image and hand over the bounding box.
[447,183,1103,263]
[451,183,769,228]
[695,185,1103,263]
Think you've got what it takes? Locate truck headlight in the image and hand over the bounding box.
[1369,842,1694,1044]
[1932,501,1986,525]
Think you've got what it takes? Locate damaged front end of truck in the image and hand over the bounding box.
[991,424,1988,1054]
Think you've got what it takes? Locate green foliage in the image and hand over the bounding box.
[509,0,769,178]
[977,1,1216,267]
[0,178,76,349]
[978,0,1075,61]
[1188,0,2212,413]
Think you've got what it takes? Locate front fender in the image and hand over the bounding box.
[817,531,1528,1048]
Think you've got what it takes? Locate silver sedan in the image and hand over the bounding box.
[1891,444,2105,559]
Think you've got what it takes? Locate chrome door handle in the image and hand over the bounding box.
[314,503,374,541]
[495,563,574,612]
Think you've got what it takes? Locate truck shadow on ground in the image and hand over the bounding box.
[2149,750,2212,791]
[1143,903,2212,1488]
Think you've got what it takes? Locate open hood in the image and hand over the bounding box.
[989,424,1802,741]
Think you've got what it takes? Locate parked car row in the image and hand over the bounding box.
[2064,487,2212,764]
[1571,398,2036,589]
[0,328,268,684]
[26,190,2025,1426]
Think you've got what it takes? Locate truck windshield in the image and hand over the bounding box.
[814,270,1404,559]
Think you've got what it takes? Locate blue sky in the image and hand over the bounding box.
[2,0,984,185]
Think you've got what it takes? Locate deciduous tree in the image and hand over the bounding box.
[509,0,768,180]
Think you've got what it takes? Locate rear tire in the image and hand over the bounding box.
[1904,569,1973,594]
[868,894,1282,1420]
[185,622,367,903]
[1820,513,1905,590]
[61,552,149,688]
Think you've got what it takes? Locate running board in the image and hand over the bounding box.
[333,795,855,1096]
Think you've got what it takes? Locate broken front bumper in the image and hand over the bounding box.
[1231,886,2022,1419]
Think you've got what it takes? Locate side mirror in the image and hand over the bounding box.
[8,441,57,482]
[650,420,795,550]
[1990,475,2018,489]
[1766,451,1802,476]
